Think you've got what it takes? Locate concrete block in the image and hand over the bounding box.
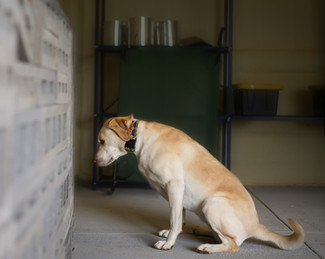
[13,220,42,259]
[11,108,43,178]
[57,73,70,104]
[8,63,59,110]
[40,105,71,155]
[41,28,58,70]
[9,0,42,64]
[0,8,17,68]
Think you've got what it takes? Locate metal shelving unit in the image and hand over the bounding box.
[93,0,323,192]
[214,0,324,171]
[92,0,234,191]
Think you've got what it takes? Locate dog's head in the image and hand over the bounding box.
[93,114,134,167]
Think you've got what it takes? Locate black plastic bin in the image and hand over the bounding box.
[309,85,325,116]
[234,84,283,116]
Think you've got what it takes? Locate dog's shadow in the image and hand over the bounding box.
[88,188,171,232]
[83,188,219,248]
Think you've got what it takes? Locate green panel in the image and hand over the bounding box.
[117,47,219,182]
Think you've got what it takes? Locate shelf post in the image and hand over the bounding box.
[93,0,100,190]
[221,0,233,170]
[226,0,233,170]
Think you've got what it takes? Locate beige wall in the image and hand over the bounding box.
[231,0,325,185]
[58,0,95,183]
[59,0,325,186]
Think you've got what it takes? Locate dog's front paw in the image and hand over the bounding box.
[154,240,174,250]
[158,229,169,238]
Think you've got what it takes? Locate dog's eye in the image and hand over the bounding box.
[100,139,105,145]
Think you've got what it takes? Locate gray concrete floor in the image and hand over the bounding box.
[72,185,325,259]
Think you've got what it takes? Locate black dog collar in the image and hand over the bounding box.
[125,119,138,152]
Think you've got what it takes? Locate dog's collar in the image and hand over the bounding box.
[125,119,139,152]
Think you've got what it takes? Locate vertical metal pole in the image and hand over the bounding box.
[99,0,105,115]
[222,53,228,165]
[100,0,105,45]
[98,0,106,181]
[226,0,233,170]
[221,121,227,164]
[224,0,229,43]
[221,0,229,165]
[93,0,100,190]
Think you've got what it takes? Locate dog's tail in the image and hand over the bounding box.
[252,218,305,250]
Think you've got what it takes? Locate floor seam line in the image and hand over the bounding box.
[246,187,323,259]
[73,232,153,235]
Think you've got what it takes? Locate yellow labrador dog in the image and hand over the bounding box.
[93,115,305,253]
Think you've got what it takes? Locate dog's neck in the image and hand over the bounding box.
[124,119,139,152]
[129,120,162,159]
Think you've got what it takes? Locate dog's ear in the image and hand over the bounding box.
[106,115,133,141]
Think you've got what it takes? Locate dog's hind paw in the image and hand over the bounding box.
[197,244,212,254]
[154,240,174,250]
[158,229,169,238]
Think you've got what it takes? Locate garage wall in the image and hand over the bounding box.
[0,0,74,258]
[60,0,325,186]
[231,0,325,185]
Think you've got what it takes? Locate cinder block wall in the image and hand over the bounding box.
[0,0,74,258]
